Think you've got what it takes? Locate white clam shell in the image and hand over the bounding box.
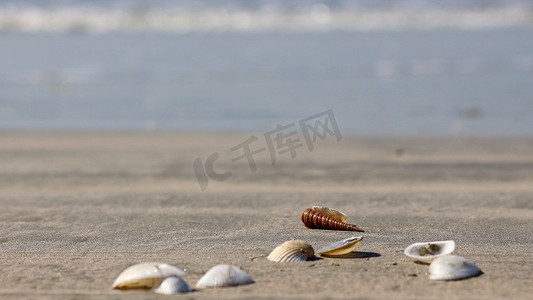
[112,262,187,289]
[429,255,482,281]
[404,240,455,264]
[267,240,315,262]
[195,265,254,289]
[312,206,347,223]
[152,276,192,294]
[316,236,363,257]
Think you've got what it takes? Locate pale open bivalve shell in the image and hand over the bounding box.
[312,206,348,223]
[404,240,455,264]
[316,236,363,257]
[112,262,187,290]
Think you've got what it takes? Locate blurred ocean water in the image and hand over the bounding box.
[1,0,533,33]
[0,0,532,135]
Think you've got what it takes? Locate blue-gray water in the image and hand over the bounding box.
[1,0,533,33]
[1,29,533,135]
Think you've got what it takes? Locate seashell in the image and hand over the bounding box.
[316,236,363,257]
[112,262,187,290]
[152,276,192,295]
[429,255,483,281]
[301,207,364,232]
[311,206,347,223]
[196,265,254,289]
[267,240,315,262]
[404,240,455,264]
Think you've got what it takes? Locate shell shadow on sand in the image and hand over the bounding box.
[323,251,381,259]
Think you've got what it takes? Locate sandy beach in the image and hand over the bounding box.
[1,132,532,299]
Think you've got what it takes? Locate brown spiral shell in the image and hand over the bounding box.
[301,208,364,232]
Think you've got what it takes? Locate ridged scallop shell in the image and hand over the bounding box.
[316,236,363,257]
[404,240,455,264]
[112,262,187,290]
[267,240,315,262]
[429,255,482,280]
[152,276,192,294]
[195,265,254,289]
[301,207,364,232]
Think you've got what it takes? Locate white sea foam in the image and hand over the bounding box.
[0,4,532,33]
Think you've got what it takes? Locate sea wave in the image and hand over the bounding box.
[0,3,532,33]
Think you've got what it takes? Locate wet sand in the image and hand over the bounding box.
[1,132,532,299]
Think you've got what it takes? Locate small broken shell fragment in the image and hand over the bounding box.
[301,207,364,232]
[112,262,187,290]
[196,265,254,288]
[311,206,347,223]
[429,255,482,281]
[152,276,192,295]
[316,236,363,257]
[267,240,315,262]
[404,240,455,264]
